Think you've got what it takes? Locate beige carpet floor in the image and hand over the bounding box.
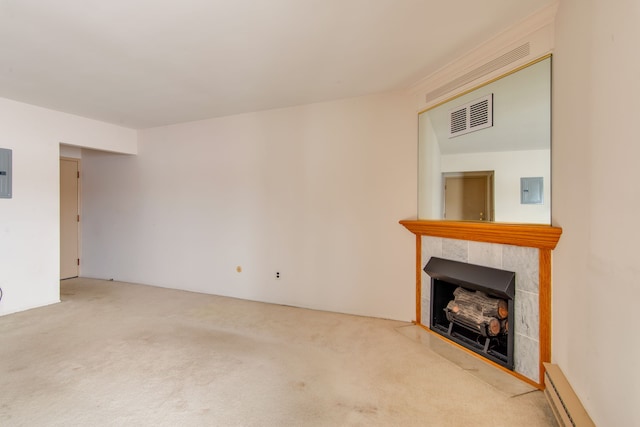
[0,278,556,426]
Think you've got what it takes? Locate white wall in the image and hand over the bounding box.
[0,97,136,316]
[81,92,417,320]
[417,113,442,218]
[553,0,640,425]
[441,149,551,223]
[60,144,83,159]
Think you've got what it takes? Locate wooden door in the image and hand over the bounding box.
[444,173,493,221]
[60,158,79,279]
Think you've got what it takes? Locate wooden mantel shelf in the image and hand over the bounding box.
[399,219,562,250]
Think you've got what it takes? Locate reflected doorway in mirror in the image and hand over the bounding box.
[443,171,494,221]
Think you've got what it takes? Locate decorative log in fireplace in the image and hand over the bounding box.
[424,257,515,369]
[445,287,508,337]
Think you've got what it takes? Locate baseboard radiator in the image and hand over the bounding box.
[543,363,595,427]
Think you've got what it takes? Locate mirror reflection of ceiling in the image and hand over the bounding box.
[426,58,550,155]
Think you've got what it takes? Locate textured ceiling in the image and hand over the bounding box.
[0,0,554,129]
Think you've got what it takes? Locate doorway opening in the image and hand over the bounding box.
[443,171,494,221]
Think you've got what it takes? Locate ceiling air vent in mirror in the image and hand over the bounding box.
[449,94,493,138]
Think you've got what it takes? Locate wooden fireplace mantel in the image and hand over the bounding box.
[399,219,562,250]
[399,219,562,389]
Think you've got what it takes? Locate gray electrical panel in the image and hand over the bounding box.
[521,177,543,205]
[0,148,12,198]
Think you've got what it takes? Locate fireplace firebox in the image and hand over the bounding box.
[424,257,515,370]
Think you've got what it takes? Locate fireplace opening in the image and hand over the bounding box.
[424,257,515,370]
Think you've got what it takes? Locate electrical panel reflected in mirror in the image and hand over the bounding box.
[418,56,551,224]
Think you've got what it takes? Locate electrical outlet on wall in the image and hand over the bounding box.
[275,272,280,279]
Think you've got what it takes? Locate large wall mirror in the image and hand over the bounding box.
[418,56,551,224]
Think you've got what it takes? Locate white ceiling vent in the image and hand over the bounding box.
[425,43,530,103]
[449,94,493,138]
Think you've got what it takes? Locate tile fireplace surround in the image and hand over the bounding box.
[400,220,561,388]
